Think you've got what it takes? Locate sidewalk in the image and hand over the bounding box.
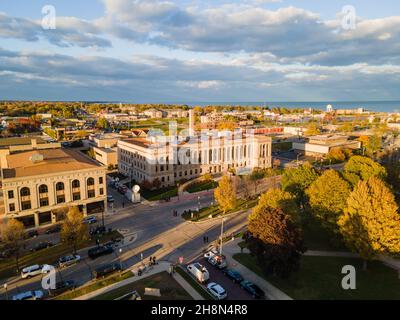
[223,239,293,300]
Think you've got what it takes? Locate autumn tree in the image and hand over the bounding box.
[343,155,387,186]
[0,219,26,272]
[245,207,306,278]
[326,148,346,164]
[306,170,351,232]
[96,117,109,129]
[338,177,400,269]
[214,175,237,214]
[61,207,88,254]
[282,162,319,204]
[251,188,298,222]
[305,123,321,136]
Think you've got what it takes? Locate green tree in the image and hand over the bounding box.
[0,219,25,272]
[214,176,237,214]
[306,170,351,232]
[96,117,109,129]
[61,207,88,254]
[343,155,387,186]
[338,177,400,269]
[251,188,298,222]
[282,162,319,203]
[245,207,306,279]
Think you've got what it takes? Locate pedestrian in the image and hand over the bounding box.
[122,201,125,208]
[149,256,153,265]
[203,236,206,243]
[153,256,157,265]
[206,236,209,243]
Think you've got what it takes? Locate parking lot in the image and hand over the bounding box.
[189,256,260,300]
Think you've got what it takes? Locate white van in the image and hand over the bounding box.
[21,264,52,279]
[187,263,210,283]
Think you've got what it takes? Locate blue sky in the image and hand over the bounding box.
[0,0,400,102]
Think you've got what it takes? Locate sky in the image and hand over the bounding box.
[0,0,400,103]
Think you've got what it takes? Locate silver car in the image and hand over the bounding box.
[58,255,81,269]
[12,290,44,300]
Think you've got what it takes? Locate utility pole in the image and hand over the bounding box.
[220,218,225,256]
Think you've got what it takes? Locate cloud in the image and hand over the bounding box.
[0,12,111,48]
[0,47,399,101]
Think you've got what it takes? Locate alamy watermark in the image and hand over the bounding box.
[341,265,356,290]
[341,5,357,30]
[41,5,56,30]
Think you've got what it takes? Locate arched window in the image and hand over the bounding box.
[72,180,80,188]
[39,184,48,194]
[20,187,30,197]
[87,178,95,186]
[56,182,65,191]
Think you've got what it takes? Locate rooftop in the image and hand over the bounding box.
[2,148,102,179]
[0,136,46,148]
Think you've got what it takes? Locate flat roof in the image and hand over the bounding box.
[0,136,45,148]
[2,148,102,179]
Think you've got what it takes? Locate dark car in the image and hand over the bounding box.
[30,241,54,252]
[45,225,61,234]
[0,247,17,259]
[222,269,244,283]
[88,245,114,260]
[93,263,122,279]
[240,280,265,299]
[89,225,107,236]
[48,280,76,296]
[25,230,39,239]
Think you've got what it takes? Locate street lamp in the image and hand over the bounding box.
[3,283,8,301]
[220,217,226,256]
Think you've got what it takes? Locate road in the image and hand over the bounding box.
[0,188,250,300]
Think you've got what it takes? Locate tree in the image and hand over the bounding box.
[0,219,25,272]
[326,148,346,164]
[251,188,298,222]
[306,170,351,232]
[281,162,319,204]
[338,177,400,269]
[249,169,265,195]
[359,135,382,157]
[245,207,306,278]
[96,117,109,129]
[305,123,321,136]
[61,207,88,254]
[214,176,237,214]
[343,156,387,186]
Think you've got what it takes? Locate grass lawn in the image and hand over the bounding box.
[56,270,134,300]
[175,267,213,300]
[0,230,122,280]
[233,253,400,300]
[185,180,218,193]
[141,186,178,201]
[272,141,293,152]
[91,271,192,300]
[181,198,258,222]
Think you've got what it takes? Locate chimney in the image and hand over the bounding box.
[189,109,195,136]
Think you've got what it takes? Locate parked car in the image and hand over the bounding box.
[222,269,244,283]
[21,264,53,279]
[88,245,114,260]
[187,263,209,283]
[240,280,265,299]
[25,230,39,239]
[12,290,44,300]
[89,225,107,236]
[30,241,54,252]
[83,216,97,225]
[207,282,227,300]
[208,255,227,269]
[48,280,76,296]
[58,255,81,269]
[45,225,61,234]
[93,263,122,279]
[0,247,16,259]
[107,195,115,203]
[203,248,219,260]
